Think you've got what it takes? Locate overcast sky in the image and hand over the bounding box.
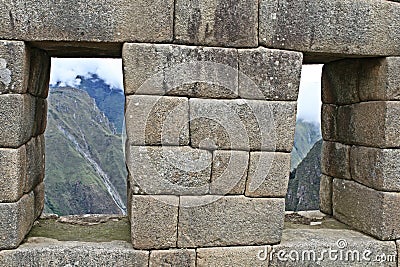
[50,59,323,124]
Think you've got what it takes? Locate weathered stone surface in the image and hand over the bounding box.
[123,43,238,98]
[0,146,26,202]
[321,141,351,179]
[174,0,258,47]
[190,99,297,152]
[260,0,400,62]
[28,48,50,98]
[321,104,338,141]
[197,246,270,267]
[178,196,284,247]
[125,95,189,146]
[210,150,248,195]
[0,238,149,267]
[0,192,34,249]
[127,146,212,195]
[34,182,44,219]
[0,94,35,148]
[246,152,291,197]
[33,97,48,136]
[238,48,302,101]
[271,225,397,266]
[130,195,179,249]
[320,174,333,215]
[150,249,196,267]
[351,146,400,191]
[0,40,29,94]
[0,0,174,43]
[333,178,400,240]
[25,135,45,193]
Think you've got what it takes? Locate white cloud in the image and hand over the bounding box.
[297,64,323,124]
[50,58,123,90]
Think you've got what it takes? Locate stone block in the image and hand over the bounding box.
[351,146,400,191]
[125,95,189,146]
[321,141,351,179]
[0,94,35,148]
[333,178,400,240]
[320,174,333,215]
[33,97,48,136]
[197,246,270,267]
[210,150,248,195]
[0,40,29,94]
[0,146,26,202]
[0,192,35,249]
[0,0,174,43]
[123,43,238,98]
[190,99,297,152]
[321,104,338,141]
[28,48,50,98]
[130,195,179,249]
[238,48,302,101]
[174,0,258,47]
[34,182,44,219]
[259,0,400,61]
[25,135,45,193]
[0,238,149,267]
[127,146,211,195]
[149,249,196,267]
[178,196,284,247]
[245,152,291,197]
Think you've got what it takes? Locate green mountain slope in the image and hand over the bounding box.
[44,87,127,216]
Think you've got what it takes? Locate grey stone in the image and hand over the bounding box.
[245,152,291,197]
[210,150,248,195]
[197,246,270,267]
[125,95,189,146]
[0,40,29,94]
[123,43,238,98]
[0,0,174,43]
[0,238,149,267]
[174,0,258,47]
[34,182,44,219]
[28,48,50,98]
[321,104,338,141]
[0,192,35,249]
[127,146,212,195]
[150,249,196,267]
[190,99,297,152]
[0,93,35,148]
[351,146,400,191]
[321,141,351,179]
[333,178,400,240]
[178,196,284,247]
[238,47,303,101]
[25,135,45,193]
[33,97,47,136]
[260,0,400,62]
[320,174,333,215]
[0,146,26,203]
[130,195,179,249]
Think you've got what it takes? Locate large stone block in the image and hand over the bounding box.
[0,0,174,43]
[0,94,35,148]
[210,150,248,195]
[0,40,29,94]
[351,146,400,191]
[25,135,45,193]
[333,178,400,240]
[28,48,50,98]
[190,99,297,152]
[125,95,189,146]
[238,48,302,101]
[127,146,212,195]
[0,192,35,249]
[0,238,149,267]
[149,249,196,267]
[320,174,333,215]
[260,0,400,61]
[321,104,338,141]
[197,246,270,267]
[178,196,284,247]
[123,43,238,98]
[0,146,26,202]
[245,152,291,197]
[130,195,179,249]
[174,0,258,47]
[321,141,351,179]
